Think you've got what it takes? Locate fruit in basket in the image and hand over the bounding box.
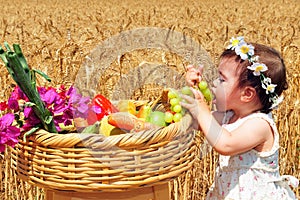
[172,104,182,113]
[173,112,183,122]
[167,88,179,99]
[108,112,159,132]
[87,94,119,125]
[81,121,100,134]
[147,111,167,127]
[87,105,104,125]
[170,97,180,106]
[93,94,119,114]
[99,116,125,136]
[117,100,136,115]
[167,88,184,124]
[164,111,174,123]
[136,104,151,120]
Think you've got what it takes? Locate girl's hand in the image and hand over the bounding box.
[180,87,209,121]
[181,88,220,147]
[185,65,204,87]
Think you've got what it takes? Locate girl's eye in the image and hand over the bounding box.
[218,77,225,82]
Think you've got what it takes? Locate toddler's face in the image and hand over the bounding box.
[212,57,242,112]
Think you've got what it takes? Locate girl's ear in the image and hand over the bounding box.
[241,86,257,102]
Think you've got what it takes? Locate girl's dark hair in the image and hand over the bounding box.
[220,43,288,113]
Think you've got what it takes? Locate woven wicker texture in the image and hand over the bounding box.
[10,114,195,192]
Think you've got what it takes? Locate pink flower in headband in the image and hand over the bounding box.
[247,63,268,76]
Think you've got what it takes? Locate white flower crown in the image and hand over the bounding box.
[227,36,283,110]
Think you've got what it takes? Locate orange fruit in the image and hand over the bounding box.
[117,100,136,115]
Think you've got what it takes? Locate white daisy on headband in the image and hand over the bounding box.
[235,42,255,60]
[227,36,244,50]
[262,77,277,94]
[249,55,259,63]
[226,36,284,109]
[247,63,268,76]
[270,95,284,109]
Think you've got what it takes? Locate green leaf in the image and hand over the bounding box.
[44,116,53,124]
[4,42,12,52]
[33,69,52,82]
[23,126,40,142]
[12,44,23,55]
[25,102,36,107]
[0,46,8,66]
[81,122,100,134]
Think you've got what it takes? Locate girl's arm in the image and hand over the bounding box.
[181,89,272,156]
[212,111,226,125]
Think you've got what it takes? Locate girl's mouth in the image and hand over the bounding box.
[211,87,216,104]
[212,97,217,105]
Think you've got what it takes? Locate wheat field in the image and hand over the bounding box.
[0,0,299,199]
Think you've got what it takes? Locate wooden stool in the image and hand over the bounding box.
[45,183,170,200]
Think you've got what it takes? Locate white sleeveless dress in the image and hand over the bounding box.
[206,112,299,200]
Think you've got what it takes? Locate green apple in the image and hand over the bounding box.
[147,111,167,127]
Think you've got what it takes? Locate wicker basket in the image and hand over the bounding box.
[8,28,210,192]
[10,106,196,192]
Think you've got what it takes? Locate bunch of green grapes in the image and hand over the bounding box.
[165,81,213,124]
[165,89,184,123]
[197,80,213,102]
[181,80,213,102]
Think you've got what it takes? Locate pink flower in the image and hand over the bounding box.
[3,85,92,134]
[22,107,41,131]
[0,113,20,152]
[8,97,19,111]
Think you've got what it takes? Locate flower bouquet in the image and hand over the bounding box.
[0,42,115,151]
[0,42,196,192]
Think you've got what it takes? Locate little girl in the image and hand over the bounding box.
[181,36,299,199]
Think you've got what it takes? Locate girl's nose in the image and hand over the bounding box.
[211,79,218,95]
[213,79,218,87]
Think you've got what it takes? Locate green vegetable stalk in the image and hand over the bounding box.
[0,42,58,133]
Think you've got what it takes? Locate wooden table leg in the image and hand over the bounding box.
[45,182,170,200]
[153,183,170,200]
